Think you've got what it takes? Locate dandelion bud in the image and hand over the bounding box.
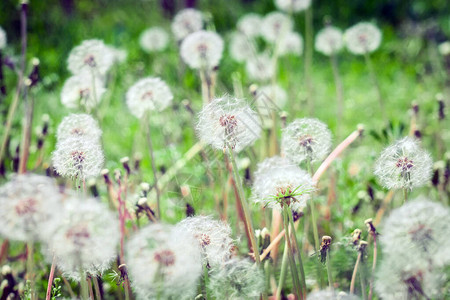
[351,229,362,245]
[137,197,147,206]
[121,156,131,175]
[180,30,224,70]
[87,178,99,197]
[315,26,344,56]
[140,182,150,194]
[134,153,142,171]
[61,72,106,109]
[364,218,377,236]
[196,96,261,153]
[208,258,265,300]
[139,27,169,52]
[436,93,445,120]
[282,118,333,164]
[182,99,194,115]
[374,137,432,190]
[171,8,203,41]
[237,14,263,38]
[126,223,202,300]
[275,0,311,13]
[0,27,6,49]
[261,12,293,43]
[57,114,102,143]
[246,53,276,82]
[344,22,382,55]
[0,174,63,242]
[1,265,11,275]
[126,77,173,119]
[52,137,104,180]
[67,39,114,76]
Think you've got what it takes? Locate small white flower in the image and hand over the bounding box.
[67,39,115,75]
[0,26,6,49]
[126,77,173,119]
[237,14,263,38]
[344,22,382,55]
[277,31,303,56]
[196,96,261,153]
[171,8,203,41]
[52,136,104,180]
[275,0,311,13]
[246,53,276,82]
[57,113,102,143]
[315,26,344,56]
[229,32,255,62]
[261,12,293,43]
[281,118,333,164]
[139,27,169,52]
[374,137,432,190]
[180,30,224,69]
[61,72,106,109]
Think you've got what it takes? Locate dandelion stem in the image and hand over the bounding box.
[87,277,95,300]
[93,277,102,300]
[326,248,334,291]
[144,114,161,218]
[45,254,56,300]
[27,242,36,300]
[359,264,367,300]
[330,53,344,136]
[368,236,377,300]
[288,210,307,299]
[80,268,89,300]
[18,84,34,174]
[305,5,314,114]
[276,244,289,300]
[350,251,362,294]
[363,52,386,120]
[403,188,408,203]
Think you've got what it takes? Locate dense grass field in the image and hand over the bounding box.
[0,0,448,299]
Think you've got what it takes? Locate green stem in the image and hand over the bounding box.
[79,268,89,300]
[202,264,208,299]
[27,242,35,300]
[326,249,333,291]
[276,244,289,300]
[144,114,161,219]
[330,54,344,137]
[359,262,367,300]
[288,211,307,298]
[403,188,408,203]
[305,5,314,114]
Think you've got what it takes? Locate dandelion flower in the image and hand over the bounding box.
[61,72,106,109]
[246,53,276,82]
[252,156,314,211]
[0,174,62,242]
[208,258,265,300]
[344,22,382,55]
[67,39,115,75]
[57,113,102,143]
[45,197,119,281]
[374,137,432,190]
[171,8,203,41]
[277,31,303,56]
[126,223,202,300]
[0,26,6,49]
[237,14,263,38]
[281,118,332,164]
[275,0,311,13]
[196,96,261,152]
[229,32,255,62]
[180,30,224,69]
[261,12,293,43]
[52,136,104,180]
[176,215,234,268]
[126,77,173,119]
[139,27,169,52]
[315,26,344,56]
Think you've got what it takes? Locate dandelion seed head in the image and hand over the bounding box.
[61,72,106,109]
[45,197,119,281]
[209,258,265,300]
[126,77,173,118]
[176,215,234,267]
[275,0,311,13]
[0,27,6,49]
[229,32,254,62]
[261,12,293,43]
[52,137,104,180]
[67,39,114,75]
[126,223,202,300]
[57,114,102,143]
[307,290,360,300]
[344,22,382,55]
[246,53,276,82]
[282,118,332,164]
[277,31,303,56]
[315,26,344,56]
[237,14,263,38]
[171,8,203,41]
[196,96,261,153]
[180,30,224,69]
[374,137,432,190]
[139,27,169,52]
[254,85,287,128]
[0,174,62,242]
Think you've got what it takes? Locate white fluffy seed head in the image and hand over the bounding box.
[208,258,265,300]
[67,39,115,75]
[344,22,382,55]
[176,215,234,268]
[0,174,63,242]
[261,12,293,43]
[315,26,344,56]
[45,197,119,281]
[196,96,262,153]
[275,0,311,13]
[246,53,276,82]
[281,118,333,164]
[61,72,106,110]
[180,30,224,70]
[126,77,173,118]
[277,31,303,56]
[252,156,314,211]
[374,137,432,190]
[229,32,255,62]
[126,223,202,300]
[57,114,102,143]
[52,137,104,180]
[171,8,203,41]
[237,14,263,38]
[139,27,169,52]
[307,290,360,300]
[0,26,6,49]
[254,84,287,128]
